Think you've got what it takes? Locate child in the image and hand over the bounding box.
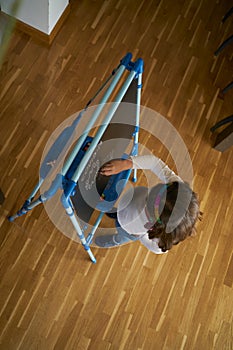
[95,155,201,254]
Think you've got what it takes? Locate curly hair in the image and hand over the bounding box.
[146,182,201,252]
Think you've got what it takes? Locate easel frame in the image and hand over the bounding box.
[8,53,144,263]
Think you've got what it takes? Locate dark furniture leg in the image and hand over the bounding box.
[222,6,233,23]
[210,116,233,152]
[214,35,233,56]
[221,81,233,95]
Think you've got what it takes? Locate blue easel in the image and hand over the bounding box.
[8,53,144,263]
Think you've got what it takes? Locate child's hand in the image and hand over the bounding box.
[99,159,133,176]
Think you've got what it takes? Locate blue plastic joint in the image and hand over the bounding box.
[79,232,85,240]
[17,207,30,217]
[120,53,133,67]
[134,58,144,75]
[23,199,31,208]
[63,179,77,199]
[120,53,144,77]
[61,179,77,209]
[83,243,91,251]
[131,143,139,156]
[66,210,74,217]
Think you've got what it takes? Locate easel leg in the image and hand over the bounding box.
[65,205,97,263]
[132,71,143,182]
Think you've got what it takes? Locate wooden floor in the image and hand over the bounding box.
[1,0,233,349]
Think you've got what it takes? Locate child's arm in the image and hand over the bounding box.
[99,159,133,176]
[131,155,181,183]
[100,155,181,183]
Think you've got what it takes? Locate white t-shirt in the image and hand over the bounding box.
[117,155,182,254]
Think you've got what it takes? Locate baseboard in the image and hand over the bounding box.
[48,4,70,45]
[14,4,70,45]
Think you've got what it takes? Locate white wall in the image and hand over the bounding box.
[1,0,69,34]
[49,0,68,34]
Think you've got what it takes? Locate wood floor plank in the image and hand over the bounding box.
[0,0,233,349]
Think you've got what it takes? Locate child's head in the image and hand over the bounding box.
[146,181,201,252]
